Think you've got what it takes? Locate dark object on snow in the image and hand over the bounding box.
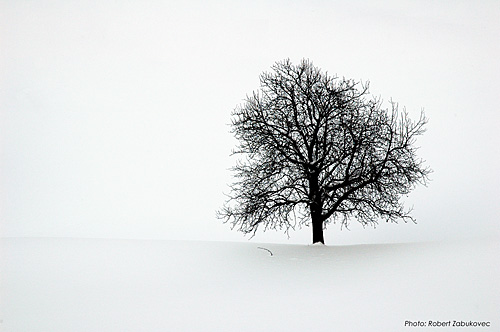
[257,247,274,256]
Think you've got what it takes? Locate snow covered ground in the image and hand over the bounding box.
[1,238,498,332]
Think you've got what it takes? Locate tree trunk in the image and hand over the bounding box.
[312,219,324,244]
[309,172,325,244]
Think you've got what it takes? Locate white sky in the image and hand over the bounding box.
[1,0,499,244]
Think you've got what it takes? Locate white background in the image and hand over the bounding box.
[1,0,499,244]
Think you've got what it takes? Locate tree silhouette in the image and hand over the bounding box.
[218,59,430,244]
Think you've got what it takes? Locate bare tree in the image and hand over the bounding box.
[218,59,431,244]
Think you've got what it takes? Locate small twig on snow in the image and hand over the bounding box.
[257,247,273,256]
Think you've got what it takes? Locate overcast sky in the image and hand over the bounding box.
[1,0,499,244]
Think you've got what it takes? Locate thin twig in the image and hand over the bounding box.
[257,247,273,256]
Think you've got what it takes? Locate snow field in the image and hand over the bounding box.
[1,238,498,331]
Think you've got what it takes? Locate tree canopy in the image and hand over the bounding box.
[218,59,430,244]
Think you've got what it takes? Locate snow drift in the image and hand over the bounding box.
[1,238,498,331]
